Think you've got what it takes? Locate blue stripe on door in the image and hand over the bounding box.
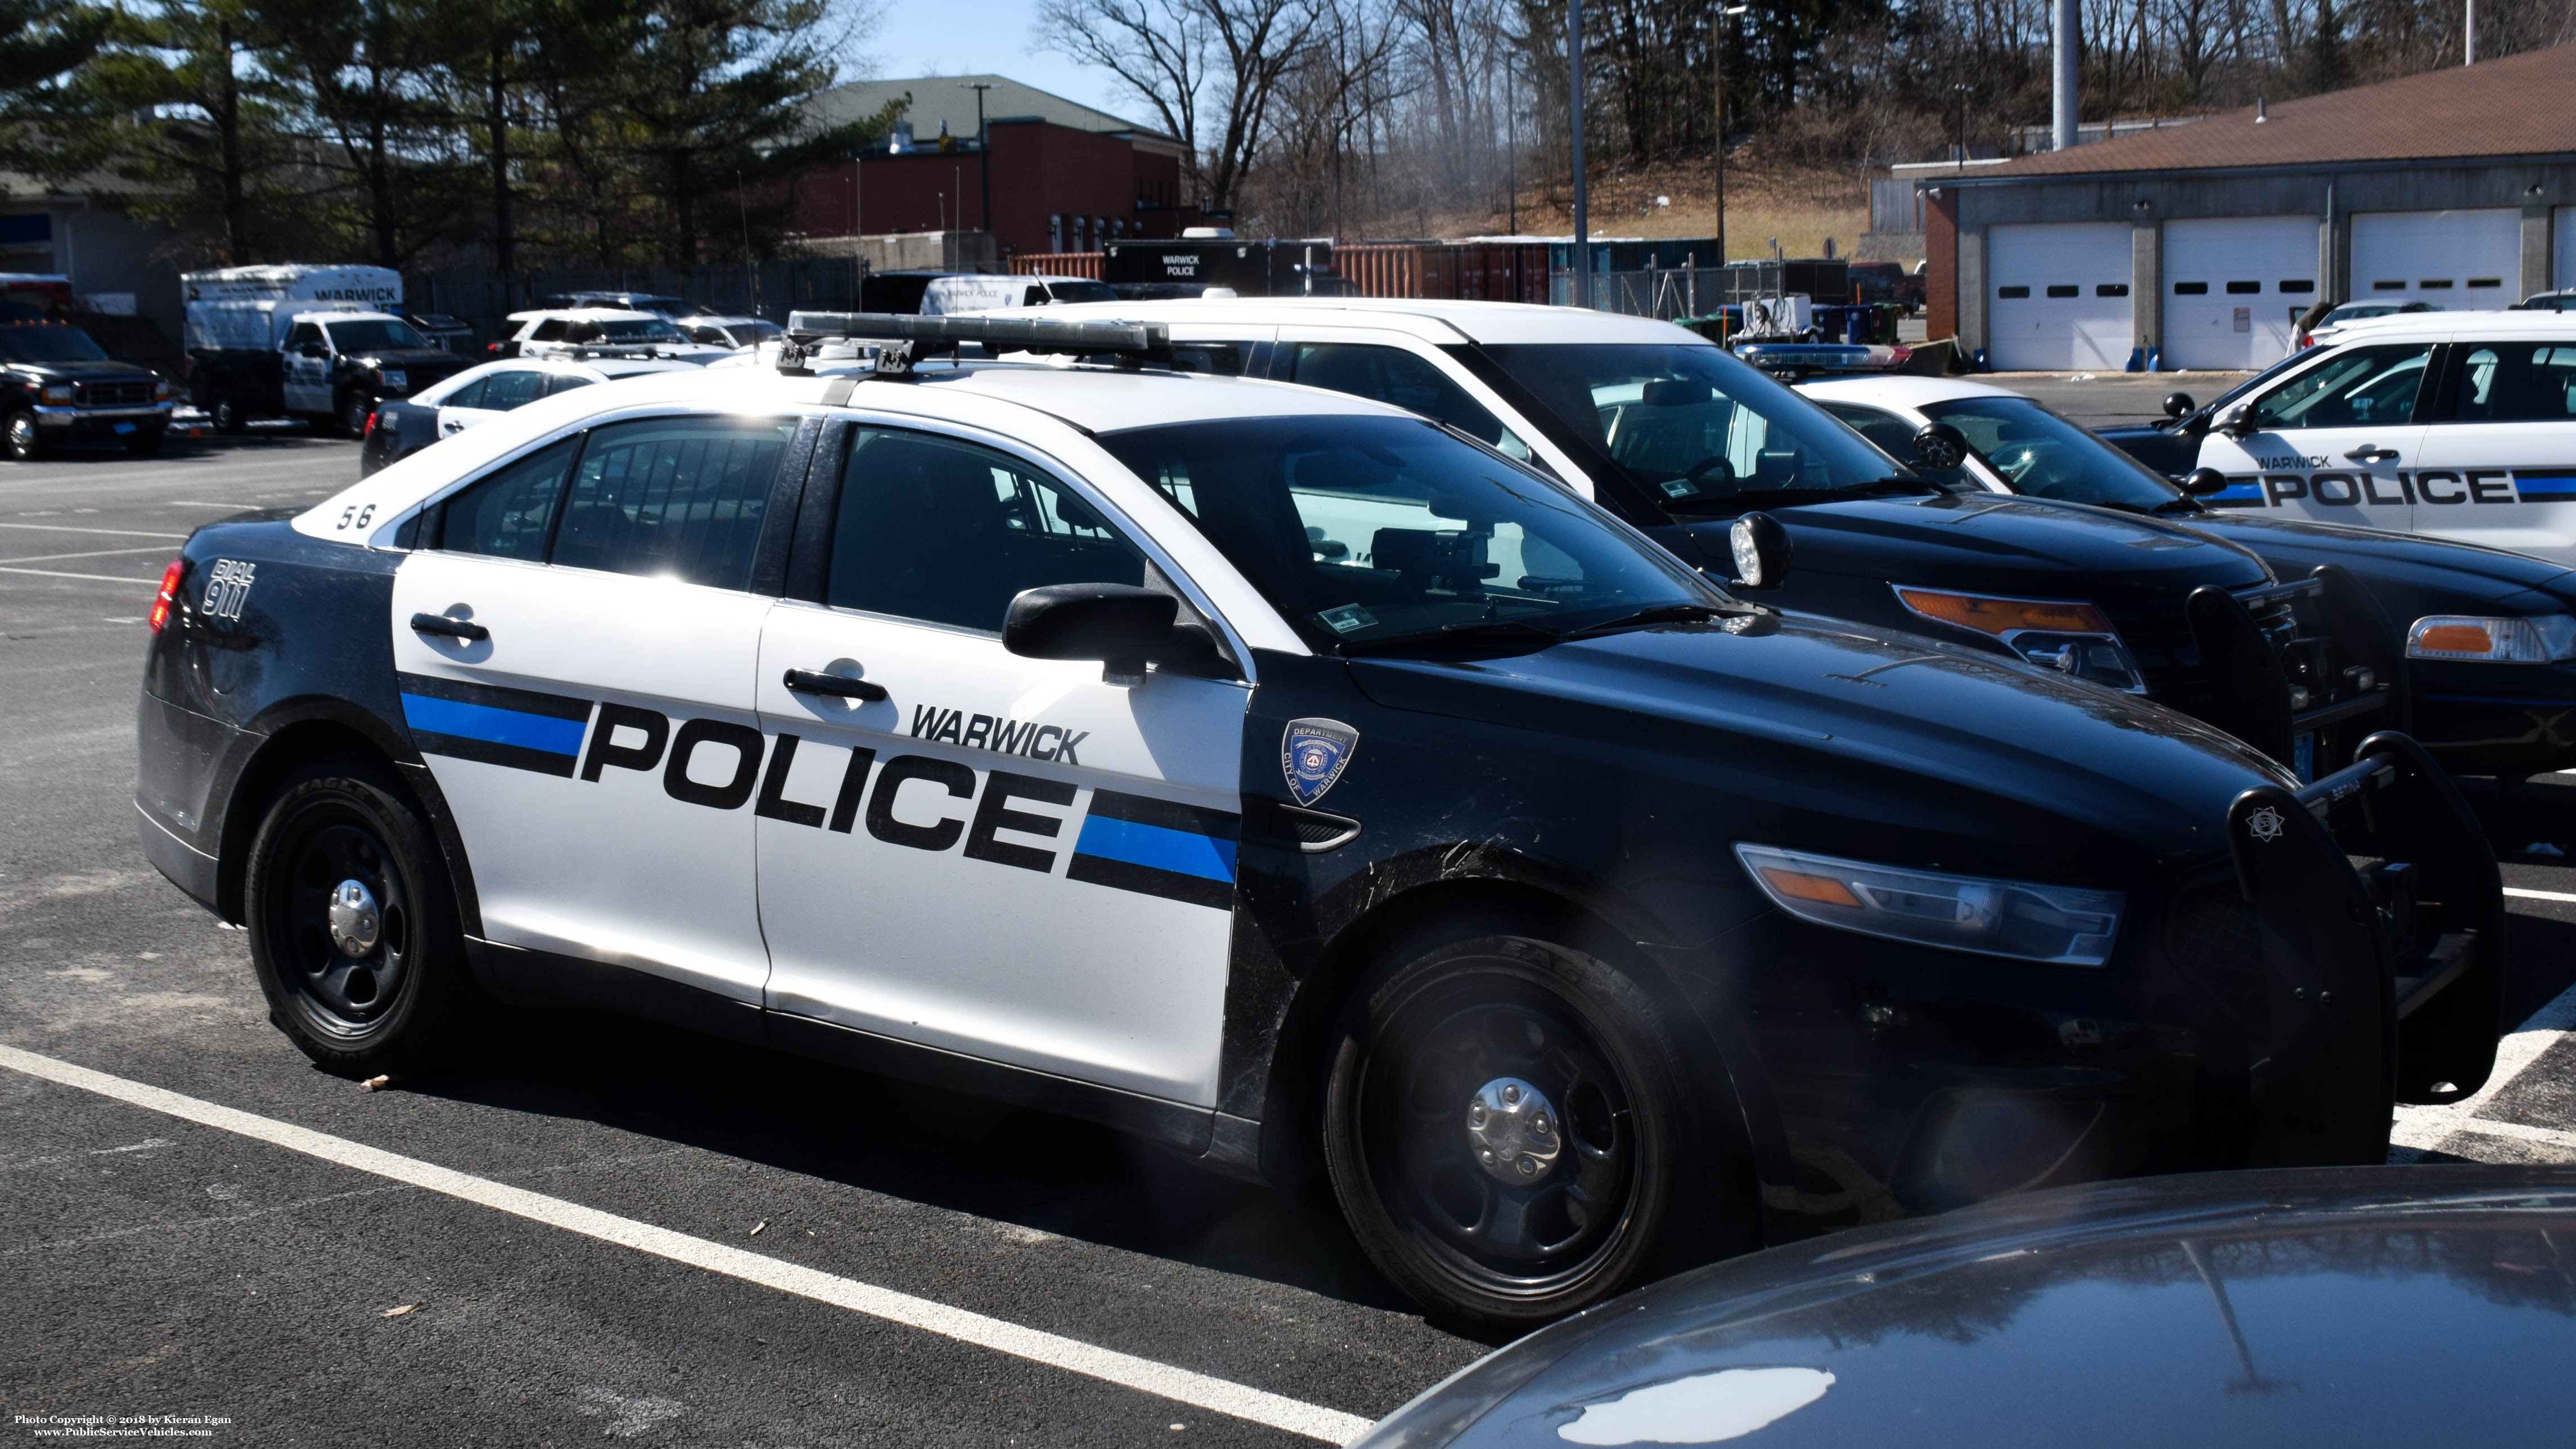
[401,693,590,756]
[2511,471,2576,496]
[1070,813,1238,883]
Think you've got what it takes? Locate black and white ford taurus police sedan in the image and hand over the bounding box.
[134,315,2505,1329]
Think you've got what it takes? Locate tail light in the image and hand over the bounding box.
[363,409,379,439]
[150,557,185,633]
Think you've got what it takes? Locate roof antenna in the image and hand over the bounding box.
[2255,96,2268,123]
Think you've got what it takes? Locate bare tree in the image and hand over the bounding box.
[1037,0,1320,213]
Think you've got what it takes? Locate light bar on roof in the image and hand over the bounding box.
[784,311,1168,356]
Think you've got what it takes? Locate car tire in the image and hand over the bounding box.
[210,388,245,435]
[338,390,371,438]
[4,407,42,461]
[124,428,165,457]
[1322,925,1756,1330]
[244,759,479,1074]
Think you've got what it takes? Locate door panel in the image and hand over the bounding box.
[2193,341,2430,534]
[2412,339,2576,564]
[752,423,1251,1103]
[2162,217,2320,371]
[1988,223,2135,371]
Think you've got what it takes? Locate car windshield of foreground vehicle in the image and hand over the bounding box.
[0,325,111,363]
[325,318,432,352]
[1096,414,1729,654]
[1920,396,2189,513]
[1480,342,1911,506]
[577,317,690,344]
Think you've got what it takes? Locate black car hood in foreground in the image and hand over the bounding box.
[1357,1166,2576,1449]
[2176,510,2576,614]
[1678,491,2273,605]
[1350,612,2288,871]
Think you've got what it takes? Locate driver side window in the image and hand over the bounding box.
[2250,344,2433,430]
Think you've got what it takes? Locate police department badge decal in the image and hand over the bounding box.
[1282,719,1359,806]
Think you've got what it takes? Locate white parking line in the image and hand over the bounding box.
[0,566,156,585]
[0,522,190,539]
[0,1043,1373,1445]
[2390,978,2576,1156]
[0,545,189,565]
[2505,886,2576,905]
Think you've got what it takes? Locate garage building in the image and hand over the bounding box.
[1921,43,2576,372]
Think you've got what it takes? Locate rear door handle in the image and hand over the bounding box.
[784,667,887,702]
[2344,446,2399,464]
[410,612,489,641]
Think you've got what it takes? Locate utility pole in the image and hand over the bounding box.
[1505,55,1517,235]
[1713,3,1747,262]
[962,82,995,245]
[1569,0,1588,307]
[1954,82,1972,171]
[2465,0,2475,62]
[2051,0,2078,149]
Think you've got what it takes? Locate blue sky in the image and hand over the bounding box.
[852,1,1138,122]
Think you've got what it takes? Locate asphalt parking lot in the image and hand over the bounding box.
[4,427,2574,1446]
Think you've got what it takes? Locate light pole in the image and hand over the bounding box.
[1569,0,1587,306]
[962,81,994,244]
[1954,82,1972,171]
[1713,3,1747,265]
[1505,53,1517,236]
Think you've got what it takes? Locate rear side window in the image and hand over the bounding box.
[549,417,795,589]
[433,438,578,560]
[439,377,489,410]
[1282,343,1532,459]
[480,369,548,411]
[827,428,1146,632]
[2453,344,2576,423]
[545,373,597,397]
[529,319,567,341]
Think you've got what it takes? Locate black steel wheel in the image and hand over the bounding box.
[3,408,41,461]
[338,390,372,438]
[245,760,474,1071]
[1324,928,1751,1329]
[210,388,245,435]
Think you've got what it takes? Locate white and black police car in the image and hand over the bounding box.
[137,312,2505,1329]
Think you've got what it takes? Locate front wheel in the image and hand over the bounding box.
[3,407,42,461]
[1322,927,1754,1330]
[338,390,373,438]
[244,760,478,1073]
[209,388,245,435]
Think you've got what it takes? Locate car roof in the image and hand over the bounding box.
[506,308,667,324]
[1795,374,2019,410]
[1035,297,1705,346]
[2312,308,2576,342]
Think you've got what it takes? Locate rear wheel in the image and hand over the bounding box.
[3,407,41,461]
[1323,926,1753,1330]
[209,388,245,434]
[244,760,477,1073]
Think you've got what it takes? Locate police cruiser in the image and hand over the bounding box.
[1800,374,2576,783]
[2106,311,2576,566]
[136,312,2503,1329]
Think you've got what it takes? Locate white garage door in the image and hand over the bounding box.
[2351,209,2520,310]
[2162,216,2320,370]
[1988,222,2135,371]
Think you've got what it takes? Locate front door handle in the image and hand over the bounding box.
[2344,445,2399,464]
[784,667,887,702]
[410,612,489,641]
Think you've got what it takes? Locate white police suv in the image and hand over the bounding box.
[136,314,2505,1328]
[2174,311,2576,564]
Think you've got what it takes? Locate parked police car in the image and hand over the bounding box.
[491,308,734,364]
[2,322,178,459]
[1035,299,2393,778]
[2105,312,2576,567]
[1801,374,2576,781]
[360,356,699,475]
[136,314,2502,1329]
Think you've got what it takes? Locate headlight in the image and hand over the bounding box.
[1736,844,2124,966]
[1892,585,2147,692]
[2407,614,2576,663]
[40,383,74,403]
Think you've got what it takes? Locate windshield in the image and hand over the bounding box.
[1045,280,1119,304]
[1922,397,2182,510]
[577,317,690,343]
[2200,348,2321,416]
[1480,343,1904,506]
[325,318,432,352]
[0,326,110,362]
[1096,415,1724,652]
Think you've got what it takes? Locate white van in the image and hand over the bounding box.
[919,274,1118,315]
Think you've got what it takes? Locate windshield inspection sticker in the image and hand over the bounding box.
[1318,604,1377,635]
[1283,719,1359,806]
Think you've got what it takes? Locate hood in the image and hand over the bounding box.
[354,348,469,369]
[1355,1165,2576,1449]
[1687,493,2273,603]
[2175,511,2576,613]
[1349,612,2286,872]
[5,357,154,380]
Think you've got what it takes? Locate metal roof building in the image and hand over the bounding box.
[1919,43,2576,371]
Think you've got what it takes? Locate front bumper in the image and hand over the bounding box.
[35,403,174,436]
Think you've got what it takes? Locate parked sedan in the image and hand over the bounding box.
[359,356,698,475]
[1353,1166,2576,1448]
[1802,373,2576,779]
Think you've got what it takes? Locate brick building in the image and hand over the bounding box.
[791,75,1201,263]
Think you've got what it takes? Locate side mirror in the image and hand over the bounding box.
[1728,511,1793,590]
[1911,422,1969,470]
[2162,391,2196,419]
[1002,583,1223,683]
[2182,467,2233,497]
[2213,402,2257,439]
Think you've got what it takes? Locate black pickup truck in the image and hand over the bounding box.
[190,312,472,437]
[1,324,177,460]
